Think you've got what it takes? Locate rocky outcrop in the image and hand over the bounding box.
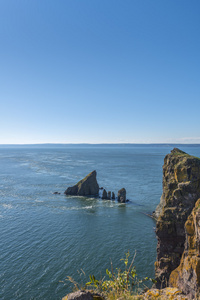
[64,170,99,196]
[112,192,115,200]
[62,290,104,300]
[169,198,200,299]
[107,191,111,200]
[102,189,108,199]
[143,287,187,299]
[155,148,200,289]
[117,188,126,203]
[63,288,187,300]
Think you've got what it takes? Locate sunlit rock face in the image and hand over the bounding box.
[64,170,99,196]
[155,148,200,289]
[169,198,200,299]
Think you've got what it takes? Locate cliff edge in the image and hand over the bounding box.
[155,148,200,290]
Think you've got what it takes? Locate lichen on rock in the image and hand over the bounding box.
[154,148,200,290]
[169,198,200,299]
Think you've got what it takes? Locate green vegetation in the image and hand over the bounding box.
[171,148,200,161]
[66,251,156,300]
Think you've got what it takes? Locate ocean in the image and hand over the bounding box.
[1,144,200,299]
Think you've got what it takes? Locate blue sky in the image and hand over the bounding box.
[0,0,200,144]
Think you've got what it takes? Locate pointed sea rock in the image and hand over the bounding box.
[102,189,107,199]
[64,170,99,196]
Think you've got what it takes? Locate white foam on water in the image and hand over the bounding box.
[2,204,13,209]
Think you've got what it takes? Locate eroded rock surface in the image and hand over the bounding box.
[64,170,99,196]
[143,287,187,299]
[62,290,104,300]
[155,148,200,288]
[102,189,108,199]
[117,188,126,203]
[169,198,200,299]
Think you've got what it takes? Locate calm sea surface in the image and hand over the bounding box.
[1,145,200,299]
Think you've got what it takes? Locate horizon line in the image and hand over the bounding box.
[1,142,200,146]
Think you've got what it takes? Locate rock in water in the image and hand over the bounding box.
[154,148,200,289]
[102,189,107,199]
[112,192,115,200]
[64,170,99,196]
[169,199,200,299]
[107,191,111,199]
[117,188,126,202]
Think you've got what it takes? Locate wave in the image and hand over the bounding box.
[2,204,13,209]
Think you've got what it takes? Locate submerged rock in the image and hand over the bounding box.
[117,188,126,203]
[64,170,99,196]
[154,148,200,289]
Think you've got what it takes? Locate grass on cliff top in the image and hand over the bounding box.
[65,252,155,300]
[171,148,200,161]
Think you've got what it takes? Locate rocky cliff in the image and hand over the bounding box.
[155,148,200,290]
[64,170,99,196]
[169,198,200,299]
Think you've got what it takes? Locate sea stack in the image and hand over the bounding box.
[64,170,99,196]
[102,189,108,199]
[107,191,111,200]
[117,188,126,203]
[154,148,200,291]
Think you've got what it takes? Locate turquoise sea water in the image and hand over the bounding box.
[1,144,200,300]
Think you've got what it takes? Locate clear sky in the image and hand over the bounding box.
[0,0,200,144]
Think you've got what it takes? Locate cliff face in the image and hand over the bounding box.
[155,148,200,289]
[169,198,200,299]
[64,170,99,196]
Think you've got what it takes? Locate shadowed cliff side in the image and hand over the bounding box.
[154,148,200,289]
[64,170,99,196]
